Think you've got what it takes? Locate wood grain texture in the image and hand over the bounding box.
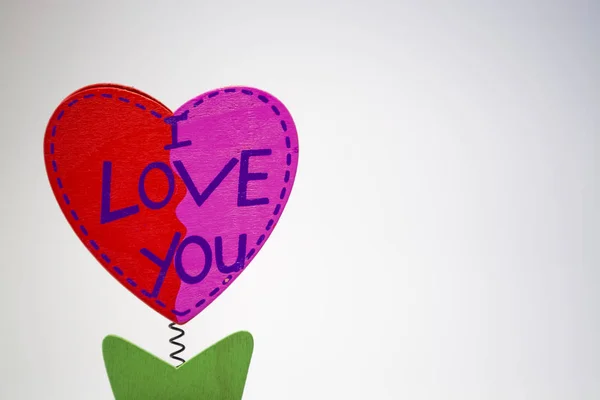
[44,84,299,324]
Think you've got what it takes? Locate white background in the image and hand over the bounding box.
[0,1,599,399]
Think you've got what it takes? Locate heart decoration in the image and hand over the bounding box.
[44,84,299,324]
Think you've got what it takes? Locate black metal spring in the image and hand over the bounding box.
[168,322,186,366]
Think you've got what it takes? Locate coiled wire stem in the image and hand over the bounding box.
[168,322,186,366]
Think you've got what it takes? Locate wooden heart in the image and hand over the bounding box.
[44,84,299,324]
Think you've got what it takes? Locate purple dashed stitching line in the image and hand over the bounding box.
[49,87,294,317]
[266,219,274,231]
[126,278,137,287]
[195,299,206,308]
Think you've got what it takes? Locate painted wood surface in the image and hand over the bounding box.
[43,84,299,323]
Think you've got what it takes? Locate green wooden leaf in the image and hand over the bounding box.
[102,331,254,400]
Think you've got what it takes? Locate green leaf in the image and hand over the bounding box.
[102,331,254,400]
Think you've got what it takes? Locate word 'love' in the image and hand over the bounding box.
[101,149,272,224]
